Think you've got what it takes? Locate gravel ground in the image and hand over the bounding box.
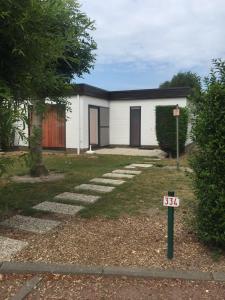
[0,274,32,300]
[27,275,225,300]
[13,215,225,272]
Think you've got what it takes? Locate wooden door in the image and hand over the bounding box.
[42,105,65,148]
[130,107,141,147]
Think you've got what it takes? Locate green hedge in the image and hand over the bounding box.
[190,59,225,248]
[156,105,188,157]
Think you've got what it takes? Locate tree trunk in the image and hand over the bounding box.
[29,100,48,177]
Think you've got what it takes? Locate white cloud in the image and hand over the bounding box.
[80,0,225,71]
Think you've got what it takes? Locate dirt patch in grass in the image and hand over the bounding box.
[14,215,225,272]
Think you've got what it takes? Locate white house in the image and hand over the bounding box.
[16,84,190,152]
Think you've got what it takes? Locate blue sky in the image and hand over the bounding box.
[77,0,225,91]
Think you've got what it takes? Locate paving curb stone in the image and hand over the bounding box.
[212,272,225,281]
[102,266,212,281]
[0,262,103,276]
[11,275,42,300]
[0,262,222,282]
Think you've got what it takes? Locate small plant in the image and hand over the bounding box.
[156,106,188,157]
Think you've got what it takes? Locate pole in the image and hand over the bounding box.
[77,94,80,155]
[176,113,179,170]
[167,191,174,259]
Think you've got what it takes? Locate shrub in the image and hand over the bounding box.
[156,105,188,157]
[0,98,27,151]
[190,59,225,248]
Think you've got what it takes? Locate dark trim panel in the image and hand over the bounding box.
[130,106,141,147]
[70,84,190,100]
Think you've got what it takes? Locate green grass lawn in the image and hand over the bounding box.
[0,153,194,220]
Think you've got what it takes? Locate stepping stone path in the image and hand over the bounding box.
[55,192,100,204]
[103,173,134,179]
[33,201,84,215]
[0,215,60,234]
[0,161,153,260]
[90,178,125,186]
[0,236,28,261]
[112,169,142,175]
[75,184,115,193]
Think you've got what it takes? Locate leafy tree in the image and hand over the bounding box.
[0,0,96,176]
[160,71,201,93]
[190,59,225,248]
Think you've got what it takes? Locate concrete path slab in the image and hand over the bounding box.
[90,178,125,186]
[0,215,60,234]
[33,202,84,215]
[103,173,134,179]
[75,184,115,193]
[130,163,153,168]
[95,147,165,157]
[112,169,141,175]
[0,236,28,261]
[124,165,137,169]
[55,192,100,204]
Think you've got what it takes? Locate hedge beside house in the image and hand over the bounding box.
[156,105,188,157]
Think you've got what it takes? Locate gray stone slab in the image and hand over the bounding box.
[112,169,141,175]
[0,262,214,282]
[11,276,42,300]
[0,215,61,234]
[90,178,125,186]
[130,163,153,168]
[103,266,212,281]
[103,173,134,179]
[55,192,100,204]
[11,173,65,183]
[212,272,225,281]
[124,165,137,169]
[75,184,115,193]
[0,236,28,261]
[33,202,83,215]
[0,262,103,276]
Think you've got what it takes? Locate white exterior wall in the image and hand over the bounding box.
[15,95,189,150]
[110,98,187,146]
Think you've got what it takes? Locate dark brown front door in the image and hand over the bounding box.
[130,106,141,147]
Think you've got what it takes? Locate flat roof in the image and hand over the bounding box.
[68,83,190,100]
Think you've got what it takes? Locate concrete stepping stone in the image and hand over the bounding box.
[103,173,134,179]
[33,201,84,215]
[112,169,141,175]
[0,215,60,234]
[90,178,125,186]
[144,158,161,161]
[55,192,100,204]
[0,236,28,261]
[75,184,115,193]
[129,163,153,168]
[124,165,137,169]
